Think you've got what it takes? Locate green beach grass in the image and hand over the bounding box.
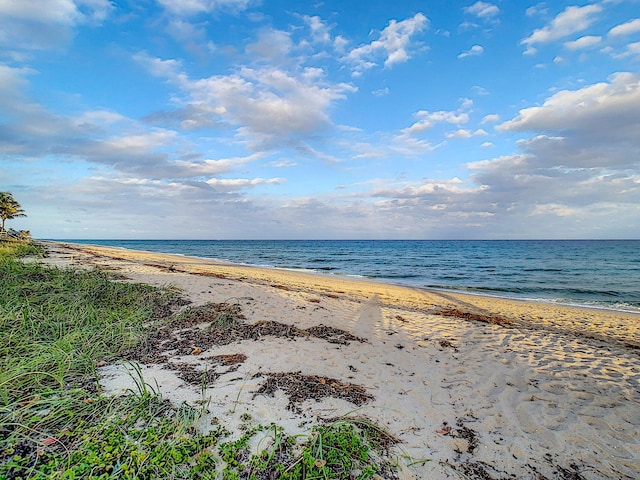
[0,239,399,479]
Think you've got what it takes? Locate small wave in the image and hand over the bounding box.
[546,298,640,313]
[427,283,629,298]
[523,268,563,272]
[273,266,318,273]
[423,285,640,313]
[378,273,424,279]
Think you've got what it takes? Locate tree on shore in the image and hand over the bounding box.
[0,192,27,234]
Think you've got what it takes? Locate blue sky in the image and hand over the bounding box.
[1,0,639,239]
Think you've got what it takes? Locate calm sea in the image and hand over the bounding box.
[60,240,640,313]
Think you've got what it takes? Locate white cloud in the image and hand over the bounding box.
[458,44,484,58]
[402,117,433,135]
[162,153,265,178]
[471,85,490,96]
[0,64,34,96]
[526,4,548,18]
[531,203,576,217]
[440,72,640,236]
[391,134,437,155]
[371,177,469,198]
[347,142,385,160]
[612,41,640,59]
[266,159,297,168]
[445,128,487,139]
[402,109,469,135]
[0,0,113,50]
[451,72,640,233]
[446,129,474,139]
[302,15,332,44]
[166,19,208,45]
[32,173,292,239]
[102,131,178,152]
[0,0,79,25]
[521,4,603,54]
[467,152,640,222]
[134,52,183,77]
[136,51,357,150]
[459,21,479,31]
[420,109,469,125]
[498,72,640,150]
[481,113,500,124]
[155,0,252,16]
[245,29,294,65]
[372,87,390,97]
[608,18,640,36]
[74,109,126,126]
[75,0,113,23]
[564,35,602,50]
[342,13,428,75]
[391,106,470,154]
[464,2,500,19]
[332,35,349,54]
[459,97,474,109]
[0,62,275,185]
[0,0,112,26]
[206,177,284,190]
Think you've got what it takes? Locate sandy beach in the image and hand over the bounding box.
[38,241,640,479]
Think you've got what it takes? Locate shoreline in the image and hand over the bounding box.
[173,256,640,316]
[47,239,640,316]
[37,240,640,479]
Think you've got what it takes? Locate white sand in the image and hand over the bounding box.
[39,241,640,479]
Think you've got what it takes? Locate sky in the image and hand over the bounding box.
[1,0,639,239]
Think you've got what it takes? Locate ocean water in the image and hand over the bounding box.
[61,239,640,313]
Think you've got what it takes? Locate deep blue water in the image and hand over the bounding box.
[60,240,640,312]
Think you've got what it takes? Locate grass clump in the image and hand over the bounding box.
[0,256,181,397]
[220,419,399,480]
[2,391,226,480]
[0,238,44,259]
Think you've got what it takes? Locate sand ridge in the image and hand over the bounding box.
[39,241,640,479]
